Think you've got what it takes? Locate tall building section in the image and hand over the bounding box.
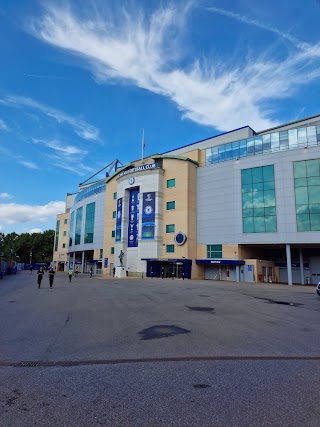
[53,113,320,285]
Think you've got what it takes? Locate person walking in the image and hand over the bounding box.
[48,268,55,289]
[68,268,73,283]
[37,267,44,288]
[75,266,79,277]
[90,267,93,278]
[30,265,33,274]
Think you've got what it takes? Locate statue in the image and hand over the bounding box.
[118,250,124,267]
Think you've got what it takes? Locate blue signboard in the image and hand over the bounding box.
[104,258,108,268]
[115,198,122,242]
[128,188,139,247]
[142,192,155,240]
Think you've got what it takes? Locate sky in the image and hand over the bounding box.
[1,0,320,235]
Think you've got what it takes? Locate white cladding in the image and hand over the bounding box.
[115,168,164,273]
[69,190,106,251]
[197,146,320,244]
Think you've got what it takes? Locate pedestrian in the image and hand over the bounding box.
[161,267,164,279]
[30,265,33,274]
[75,266,79,277]
[48,268,55,289]
[90,267,93,278]
[68,268,73,283]
[37,267,44,288]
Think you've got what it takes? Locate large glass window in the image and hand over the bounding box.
[207,245,222,258]
[54,220,60,251]
[166,224,175,233]
[241,165,277,233]
[294,159,320,231]
[166,244,175,253]
[69,211,74,246]
[84,202,95,244]
[75,207,83,245]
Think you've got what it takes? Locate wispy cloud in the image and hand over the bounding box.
[18,160,39,169]
[23,73,64,79]
[0,201,65,225]
[26,3,320,131]
[32,138,87,156]
[1,95,100,141]
[206,6,311,51]
[0,192,13,200]
[0,119,8,131]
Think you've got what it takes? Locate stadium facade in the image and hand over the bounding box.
[52,114,320,285]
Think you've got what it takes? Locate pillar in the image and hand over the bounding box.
[299,248,304,285]
[286,244,293,286]
[236,265,240,283]
[81,251,85,273]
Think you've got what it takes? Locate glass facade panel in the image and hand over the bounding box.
[69,211,74,246]
[84,202,95,244]
[294,159,320,231]
[75,207,83,245]
[166,244,175,253]
[297,127,307,146]
[241,165,277,233]
[232,141,240,159]
[307,126,317,145]
[254,136,263,154]
[247,138,254,156]
[271,132,279,151]
[55,220,60,251]
[167,201,175,210]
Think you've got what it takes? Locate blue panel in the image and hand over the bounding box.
[142,192,155,240]
[115,198,122,242]
[128,188,139,247]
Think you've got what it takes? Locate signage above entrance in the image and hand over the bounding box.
[117,163,158,179]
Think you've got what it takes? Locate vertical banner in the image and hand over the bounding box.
[115,198,122,242]
[142,192,155,240]
[128,188,139,247]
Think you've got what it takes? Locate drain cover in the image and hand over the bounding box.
[187,306,215,313]
[18,362,41,367]
[138,325,191,340]
[193,384,211,389]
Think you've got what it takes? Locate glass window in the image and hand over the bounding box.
[100,249,103,259]
[167,179,176,188]
[62,243,66,249]
[254,136,263,154]
[166,201,175,210]
[262,134,271,152]
[218,145,225,162]
[113,192,117,200]
[54,220,60,252]
[112,211,116,218]
[297,214,311,231]
[206,148,213,164]
[232,141,240,159]
[63,231,67,236]
[239,140,247,158]
[84,202,95,244]
[307,126,317,146]
[297,127,307,146]
[69,211,74,247]
[306,159,319,177]
[207,244,222,258]
[111,247,114,254]
[247,138,255,156]
[288,129,298,148]
[166,224,175,233]
[75,208,83,245]
[225,143,232,160]
[310,214,320,230]
[211,147,219,163]
[271,132,279,152]
[112,230,115,238]
[294,161,306,178]
[166,244,175,253]
[279,131,289,150]
[242,165,276,233]
[64,219,68,224]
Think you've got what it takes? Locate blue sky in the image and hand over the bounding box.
[1,0,320,234]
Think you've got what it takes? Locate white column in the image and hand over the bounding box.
[72,252,75,270]
[286,244,293,286]
[81,251,85,273]
[235,265,240,282]
[299,248,304,285]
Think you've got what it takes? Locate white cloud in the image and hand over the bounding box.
[18,160,39,169]
[29,228,43,233]
[0,201,65,225]
[26,3,320,131]
[0,192,13,200]
[0,119,8,131]
[1,95,100,141]
[32,138,87,156]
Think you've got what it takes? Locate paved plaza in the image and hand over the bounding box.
[0,271,320,426]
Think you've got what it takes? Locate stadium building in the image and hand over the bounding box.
[52,114,320,285]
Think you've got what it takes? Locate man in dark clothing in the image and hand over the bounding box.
[37,267,44,288]
[48,268,55,288]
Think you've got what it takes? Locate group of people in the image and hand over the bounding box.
[36,265,94,288]
[36,266,55,289]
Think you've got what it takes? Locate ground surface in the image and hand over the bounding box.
[0,271,319,426]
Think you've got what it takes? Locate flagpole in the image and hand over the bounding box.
[141,128,145,164]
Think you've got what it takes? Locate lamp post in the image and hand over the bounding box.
[29,249,32,266]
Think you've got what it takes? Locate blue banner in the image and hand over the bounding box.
[142,192,155,240]
[115,198,122,242]
[128,188,139,247]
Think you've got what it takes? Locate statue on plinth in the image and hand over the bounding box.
[118,250,124,267]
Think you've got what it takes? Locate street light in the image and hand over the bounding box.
[30,249,32,265]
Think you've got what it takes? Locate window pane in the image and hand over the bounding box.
[254,217,265,232]
[243,217,254,233]
[308,176,320,186]
[247,138,255,156]
[263,165,274,181]
[242,193,253,209]
[252,167,263,183]
[309,204,320,213]
[167,201,175,210]
[294,177,307,187]
[288,129,298,148]
[218,145,225,162]
[166,224,175,233]
[265,206,276,216]
[254,208,265,217]
[307,126,317,145]
[296,204,309,214]
[306,159,319,177]
[265,216,277,232]
[242,208,253,217]
[252,182,263,192]
[242,184,252,193]
[239,140,247,157]
[242,169,252,184]
[271,132,279,151]
[308,186,320,204]
[264,190,276,207]
[253,191,264,208]
[166,244,175,253]
[211,147,219,163]
[297,214,310,231]
[254,136,263,154]
[263,181,275,191]
[294,161,306,178]
[310,214,320,231]
[206,148,212,164]
[232,141,240,159]
[225,143,232,160]
[167,179,176,188]
[295,187,308,205]
[298,127,307,146]
[262,134,271,152]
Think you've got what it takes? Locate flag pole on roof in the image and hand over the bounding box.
[141,128,145,164]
